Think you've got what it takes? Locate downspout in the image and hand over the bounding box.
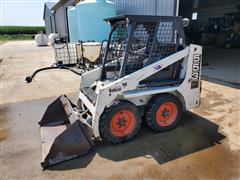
[54,14,57,33]
[65,6,71,42]
[175,0,179,16]
[51,10,57,33]
[50,15,53,34]
[155,0,158,16]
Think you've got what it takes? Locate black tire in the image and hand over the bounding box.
[99,101,142,144]
[146,94,182,132]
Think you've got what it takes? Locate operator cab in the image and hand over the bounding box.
[100,15,186,87]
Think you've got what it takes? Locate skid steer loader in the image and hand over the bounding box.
[38,15,202,168]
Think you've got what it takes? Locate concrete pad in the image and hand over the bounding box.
[0,41,239,179]
[202,47,240,84]
[0,41,80,105]
[1,96,238,179]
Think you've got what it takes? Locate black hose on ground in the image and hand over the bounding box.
[25,65,82,83]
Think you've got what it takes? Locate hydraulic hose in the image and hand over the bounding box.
[25,65,82,83]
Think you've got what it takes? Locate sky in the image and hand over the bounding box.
[0,0,58,26]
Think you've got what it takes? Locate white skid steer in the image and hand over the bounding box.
[38,15,202,168]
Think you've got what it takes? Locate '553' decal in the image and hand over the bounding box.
[191,54,201,89]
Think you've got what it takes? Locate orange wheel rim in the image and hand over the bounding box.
[156,102,177,126]
[110,110,136,137]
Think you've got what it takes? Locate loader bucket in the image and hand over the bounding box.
[39,96,94,169]
[39,96,76,127]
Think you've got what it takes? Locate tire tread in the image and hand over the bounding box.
[99,101,142,144]
[146,94,182,132]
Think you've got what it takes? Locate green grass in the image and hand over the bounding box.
[0,26,45,42]
[0,26,45,35]
[0,34,34,42]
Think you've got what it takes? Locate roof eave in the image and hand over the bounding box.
[51,0,66,10]
[51,0,81,10]
[43,4,47,20]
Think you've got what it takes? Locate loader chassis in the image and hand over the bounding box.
[38,15,202,168]
[79,16,202,138]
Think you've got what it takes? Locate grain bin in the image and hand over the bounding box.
[76,0,116,42]
[67,6,79,43]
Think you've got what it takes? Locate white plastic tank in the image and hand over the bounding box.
[48,33,59,45]
[82,42,102,62]
[67,6,79,43]
[35,33,48,46]
[76,0,116,42]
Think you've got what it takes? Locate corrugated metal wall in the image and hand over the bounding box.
[45,17,52,35]
[45,16,56,35]
[116,0,178,16]
[44,6,56,35]
[54,0,75,38]
[55,6,66,36]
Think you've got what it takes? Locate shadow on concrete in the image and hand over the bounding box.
[48,111,225,171]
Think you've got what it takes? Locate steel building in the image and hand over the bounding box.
[179,0,240,47]
[179,0,240,85]
[116,0,179,16]
[179,0,239,23]
[43,2,57,35]
[46,0,179,39]
[51,0,80,40]
[46,0,239,48]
